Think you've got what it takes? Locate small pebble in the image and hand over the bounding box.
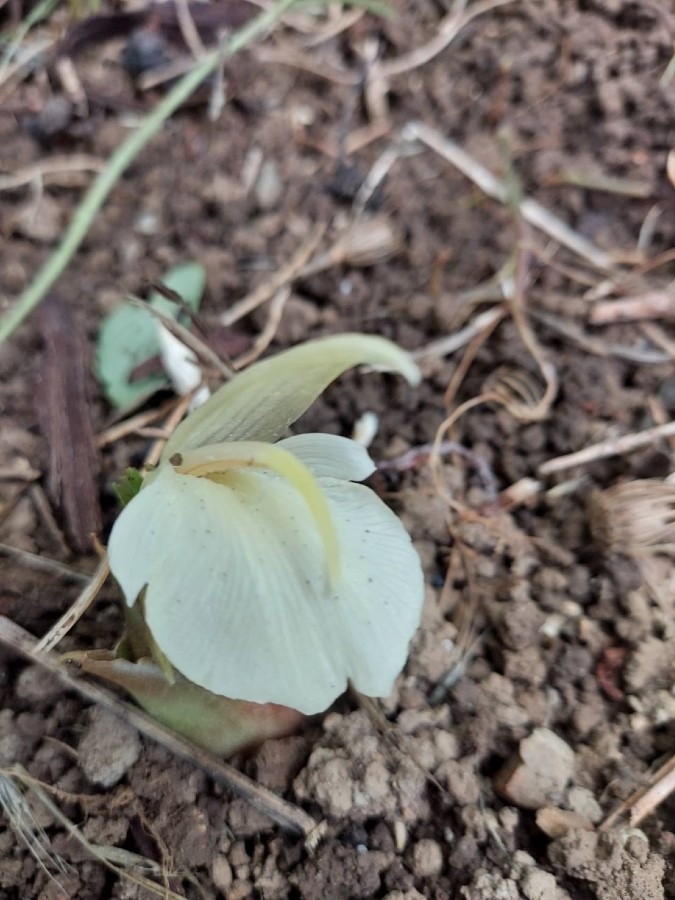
[254,160,283,210]
[495,728,575,809]
[535,807,594,839]
[520,867,558,900]
[412,838,443,878]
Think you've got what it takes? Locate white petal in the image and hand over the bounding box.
[156,324,210,409]
[162,333,420,459]
[319,478,425,699]
[108,465,423,714]
[278,433,375,482]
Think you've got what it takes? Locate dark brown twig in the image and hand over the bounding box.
[36,294,101,554]
[0,617,318,838]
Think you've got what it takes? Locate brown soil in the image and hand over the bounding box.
[1,1,674,898]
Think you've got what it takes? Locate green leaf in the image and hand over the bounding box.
[162,333,420,459]
[113,467,144,507]
[95,262,206,409]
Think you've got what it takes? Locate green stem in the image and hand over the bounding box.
[0,0,297,344]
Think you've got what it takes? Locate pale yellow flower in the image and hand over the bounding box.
[108,334,424,715]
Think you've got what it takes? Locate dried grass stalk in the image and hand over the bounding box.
[588,479,675,557]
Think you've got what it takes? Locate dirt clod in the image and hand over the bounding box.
[411,838,443,877]
[77,708,142,788]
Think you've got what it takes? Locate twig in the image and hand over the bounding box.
[402,121,616,272]
[0,463,40,481]
[175,0,206,59]
[601,753,675,830]
[220,226,326,326]
[130,299,234,380]
[589,292,675,324]
[35,556,111,653]
[0,543,89,583]
[538,421,675,478]
[96,399,178,449]
[0,0,299,344]
[412,306,505,360]
[0,616,318,837]
[0,156,104,192]
[143,394,193,468]
[233,286,290,369]
[531,310,672,365]
[371,0,514,80]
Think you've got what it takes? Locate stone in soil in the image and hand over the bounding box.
[495,727,575,809]
[77,707,142,788]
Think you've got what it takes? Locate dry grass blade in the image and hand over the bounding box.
[0,542,90,584]
[130,298,234,380]
[588,480,675,557]
[298,215,402,278]
[176,0,207,59]
[0,772,70,892]
[403,121,616,272]
[35,555,110,653]
[589,291,675,324]
[372,0,515,80]
[601,753,675,830]
[232,286,290,369]
[96,398,178,449]
[531,309,671,365]
[413,306,506,362]
[1,766,185,899]
[505,247,559,421]
[538,421,675,478]
[221,225,326,325]
[0,156,105,191]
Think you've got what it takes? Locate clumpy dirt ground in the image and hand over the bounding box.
[1,0,675,898]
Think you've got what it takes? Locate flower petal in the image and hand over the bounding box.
[162,333,420,458]
[108,465,423,714]
[109,465,344,712]
[278,433,375,481]
[175,440,340,583]
[156,324,210,409]
[317,477,424,699]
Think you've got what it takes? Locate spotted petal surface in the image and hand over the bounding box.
[108,458,423,714]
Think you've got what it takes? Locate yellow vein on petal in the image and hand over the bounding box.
[173,442,341,585]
